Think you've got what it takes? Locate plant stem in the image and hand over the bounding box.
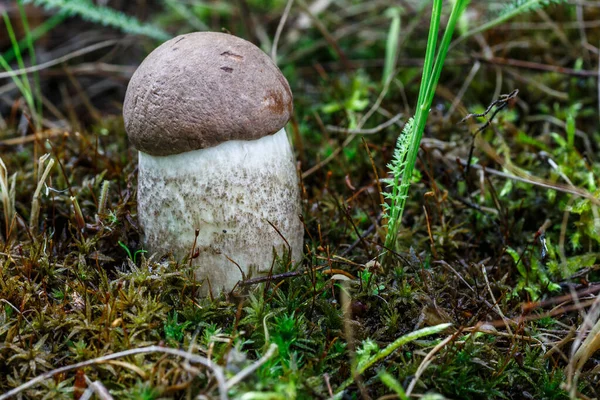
[383,0,469,256]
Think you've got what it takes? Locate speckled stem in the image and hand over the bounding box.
[137,129,303,293]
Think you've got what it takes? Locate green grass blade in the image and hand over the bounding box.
[383,0,443,253]
[379,371,409,400]
[382,7,401,85]
[1,11,67,64]
[336,323,452,395]
[383,0,469,254]
[415,0,443,110]
[1,12,35,117]
[17,0,43,128]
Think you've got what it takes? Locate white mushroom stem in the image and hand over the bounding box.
[137,128,303,292]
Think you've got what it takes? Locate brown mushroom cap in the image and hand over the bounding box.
[123,32,293,156]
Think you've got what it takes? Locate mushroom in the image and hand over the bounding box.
[123,32,303,293]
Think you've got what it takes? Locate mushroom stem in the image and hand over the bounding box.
[137,128,303,292]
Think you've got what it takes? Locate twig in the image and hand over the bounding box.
[0,346,228,400]
[462,325,541,344]
[302,134,355,179]
[80,377,114,400]
[450,156,600,205]
[461,89,519,179]
[303,59,400,179]
[481,264,513,336]
[326,113,404,135]
[0,299,30,325]
[226,343,278,389]
[523,284,600,312]
[97,180,110,217]
[240,264,355,286]
[405,333,457,396]
[434,260,474,292]
[296,0,351,71]
[476,55,600,78]
[0,40,119,79]
[570,293,600,372]
[444,60,481,120]
[271,0,295,62]
[323,373,333,397]
[0,129,65,146]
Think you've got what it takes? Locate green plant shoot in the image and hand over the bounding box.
[383,0,470,255]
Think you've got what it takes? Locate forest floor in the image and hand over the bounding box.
[1,1,599,399]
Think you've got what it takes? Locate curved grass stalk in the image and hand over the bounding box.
[334,323,452,396]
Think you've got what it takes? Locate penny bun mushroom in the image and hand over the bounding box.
[123,32,303,293]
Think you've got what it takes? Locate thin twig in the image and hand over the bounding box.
[0,40,119,79]
[460,89,518,125]
[326,113,404,135]
[304,60,401,178]
[271,0,295,62]
[295,0,351,71]
[481,264,513,335]
[444,60,481,120]
[405,333,457,396]
[226,343,278,389]
[302,133,355,179]
[476,55,600,78]
[0,346,228,400]
[82,378,114,400]
[0,129,65,146]
[452,155,600,205]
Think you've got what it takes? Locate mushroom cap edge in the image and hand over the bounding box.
[123,32,293,156]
